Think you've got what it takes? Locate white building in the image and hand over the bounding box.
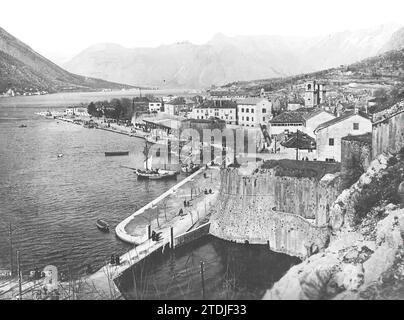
[269,108,335,138]
[65,107,89,117]
[314,110,372,162]
[237,98,272,127]
[149,102,162,113]
[189,100,237,124]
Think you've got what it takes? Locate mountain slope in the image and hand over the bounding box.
[64,24,402,88]
[0,27,133,93]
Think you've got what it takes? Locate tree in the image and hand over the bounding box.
[87,102,97,117]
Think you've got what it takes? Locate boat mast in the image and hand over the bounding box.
[143,141,150,171]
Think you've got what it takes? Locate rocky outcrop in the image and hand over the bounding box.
[263,206,403,300]
[328,154,392,231]
[264,152,404,300]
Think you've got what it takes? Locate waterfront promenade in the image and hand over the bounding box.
[79,165,221,299]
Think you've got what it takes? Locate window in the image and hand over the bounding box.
[353,123,359,130]
[251,117,254,122]
[262,108,266,113]
[251,109,254,113]
[246,108,249,113]
[242,116,244,120]
[241,108,244,112]
[246,116,249,121]
[329,138,334,146]
[263,117,266,122]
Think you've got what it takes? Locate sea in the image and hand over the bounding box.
[0,91,299,299]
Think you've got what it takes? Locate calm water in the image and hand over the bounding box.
[0,97,299,299]
[117,236,300,300]
[0,105,179,277]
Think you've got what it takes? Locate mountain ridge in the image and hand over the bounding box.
[0,27,134,94]
[64,24,404,89]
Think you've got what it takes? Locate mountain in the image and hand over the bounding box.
[381,27,404,52]
[0,27,134,94]
[64,24,403,89]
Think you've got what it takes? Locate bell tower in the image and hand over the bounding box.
[304,80,317,108]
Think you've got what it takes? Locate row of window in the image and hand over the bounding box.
[196,109,234,113]
[239,108,267,113]
[271,123,303,126]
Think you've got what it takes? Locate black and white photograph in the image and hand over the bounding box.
[0,0,403,307]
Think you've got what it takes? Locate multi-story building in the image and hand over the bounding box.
[268,108,335,137]
[148,102,163,113]
[314,109,372,162]
[236,98,272,127]
[189,100,237,125]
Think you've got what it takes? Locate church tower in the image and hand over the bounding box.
[304,80,317,108]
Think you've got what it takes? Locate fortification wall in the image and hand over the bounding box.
[219,169,340,225]
[210,169,339,259]
[372,106,404,159]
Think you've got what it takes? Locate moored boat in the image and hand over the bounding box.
[181,163,200,174]
[105,151,129,156]
[96,219,110,232]
[135,168,178,180]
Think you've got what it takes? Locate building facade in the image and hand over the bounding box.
[237,98,272,127]
[189,100,237,125]
[314,111,372,162]
[148,102,162,113]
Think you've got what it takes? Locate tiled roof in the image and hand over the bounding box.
[269,111,305,124]
[281,130,316,150]
[314,111,370,132]
[195,100,237,109]
[236,98,267,105]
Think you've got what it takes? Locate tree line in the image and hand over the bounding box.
[87,97,151,120]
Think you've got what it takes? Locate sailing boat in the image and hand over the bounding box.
[135,141,178,180]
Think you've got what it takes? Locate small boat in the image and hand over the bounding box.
[136,169,178,180]
[181,163,200,174]
[18,124,27,128]
[57,153,64,158]
[105,151,129,156]
[96,219,110,232]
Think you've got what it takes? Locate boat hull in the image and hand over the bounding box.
[135,169,178,180]
[105,151,129,156]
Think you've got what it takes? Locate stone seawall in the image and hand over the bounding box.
[209,169,337,259]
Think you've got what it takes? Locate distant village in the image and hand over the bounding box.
[1,88,48,97]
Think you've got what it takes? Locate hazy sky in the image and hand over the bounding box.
[1,0,404,63]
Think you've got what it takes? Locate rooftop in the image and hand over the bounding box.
[269,111,305,124]
[236,97,268,105]
[195,100,237,109]
[314,110,370,132]
[280,130,316,150]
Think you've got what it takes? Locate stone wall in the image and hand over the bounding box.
[341,134,372,189]
[218,169,341,225]
[209,168,341,259]
[372,105,404,159]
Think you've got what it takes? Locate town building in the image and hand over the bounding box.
[148,102,163,113]
[236,98,272,127]
[189,100,237,124]
[268,108,335,137]
[314,110,372,162]
[65,107,89,117]
[163,97,186,116]
[304,81,326,107]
